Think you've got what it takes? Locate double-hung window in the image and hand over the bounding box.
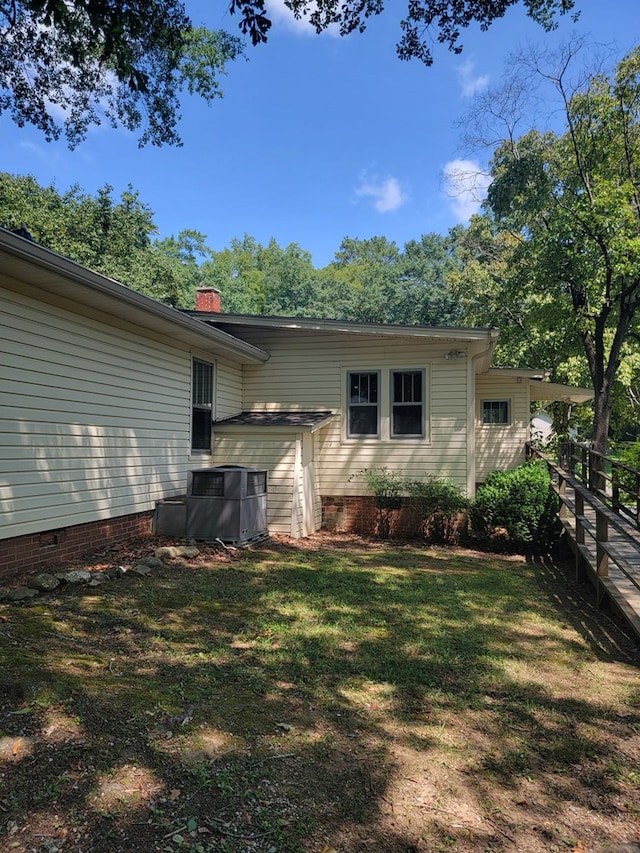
[348,371,380,437]
[192,358,214,452]
[481,399,510,426]
[391,370,425,437]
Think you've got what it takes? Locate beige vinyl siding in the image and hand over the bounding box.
[292,439,304,538]
[232,328,471,495]
[0,282,240,540]
[306,432,322,534]
[215,357,243,419]
[211,433,298,535]
[474,374,530,482]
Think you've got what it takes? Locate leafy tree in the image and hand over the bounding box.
[0,171,199,306]
[325,236,403,323]
[230,0,579,64]
[0,173,155,264]
[155,229,214,306]
[475,45,640,453]
[397,233,462,325]
[0,1,243,146]
[207,232,463,324]
[2,1,581,146]
[320,234,461,324]
[449,214,593,437]
[449,214,581,370]
[206,235,270,314]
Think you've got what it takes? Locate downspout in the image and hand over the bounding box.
[467,328,500,498]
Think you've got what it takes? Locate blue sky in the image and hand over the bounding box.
[1,1,639,267]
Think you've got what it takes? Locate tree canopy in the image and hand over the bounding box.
[0,0,243,146]
[232,0,578,64]
[1,0,580,146]
[206,233,461,325]
[0,171,462,325]
[0,172,206,305]
[473,44,640,452]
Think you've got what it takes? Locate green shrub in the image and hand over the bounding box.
[350,468,467,542]
[615,440,640,498]
[407,476,468,544]
[470,461,559,550]
[349,467,407,539]
[350,467,406,502]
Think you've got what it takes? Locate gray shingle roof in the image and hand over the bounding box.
[214,411,333,429]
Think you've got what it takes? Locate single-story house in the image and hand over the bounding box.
[0,229,593,577]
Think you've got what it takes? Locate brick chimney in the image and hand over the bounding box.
[195,286,221,313]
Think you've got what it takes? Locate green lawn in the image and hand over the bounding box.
[1,536,639,852]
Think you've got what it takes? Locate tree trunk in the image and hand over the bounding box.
[591,386,611,456]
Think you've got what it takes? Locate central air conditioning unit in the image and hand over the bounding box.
[186,465,268,546]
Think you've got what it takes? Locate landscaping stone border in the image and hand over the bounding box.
[0,545,201,604]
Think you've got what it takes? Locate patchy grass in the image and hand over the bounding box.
[1,534,639,853]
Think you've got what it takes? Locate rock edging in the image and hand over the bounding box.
[0,545,201,604]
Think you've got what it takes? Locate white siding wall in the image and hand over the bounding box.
[0,280,241,540]
[211,433,298,535]
[215,357,243,419]
[229,328,471,496]
[305,432,321,535]
[475,375,530,482]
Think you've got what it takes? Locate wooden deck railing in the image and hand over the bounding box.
[528,440,640,532]
[527,443,640,619]
[558,440,640,531]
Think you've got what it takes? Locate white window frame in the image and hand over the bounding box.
[191,357,215,453]
[344,367,430,442]
[390,368,426,439]
[481,399,511,426]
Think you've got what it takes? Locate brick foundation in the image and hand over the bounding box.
[0,511,153,581]
[321,495,424,538]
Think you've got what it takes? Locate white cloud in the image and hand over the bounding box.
[442,159,491,221]
[355,175,407,213]
[457,59,489,98]
[265,0,338,37]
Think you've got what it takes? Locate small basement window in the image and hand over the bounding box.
[482,399,511,425]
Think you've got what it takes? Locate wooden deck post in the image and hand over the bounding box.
[575,489,585,582]
[595,507,609,607]
[558,475,567,520]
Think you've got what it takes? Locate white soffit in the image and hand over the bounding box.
[529,380,594,404]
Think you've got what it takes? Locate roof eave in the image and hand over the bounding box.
[188,311,500,343]
[0,229,269,364]
[529,380,594,404]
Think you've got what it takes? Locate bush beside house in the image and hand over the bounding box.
[352,463,559,552]
[469,461,560,551]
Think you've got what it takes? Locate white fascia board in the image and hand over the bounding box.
[486,367,548,379]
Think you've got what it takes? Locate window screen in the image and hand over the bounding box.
[192,359,214,451]
[482,400,510,425]
[348,371,380,436]
[392,370,424,437]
